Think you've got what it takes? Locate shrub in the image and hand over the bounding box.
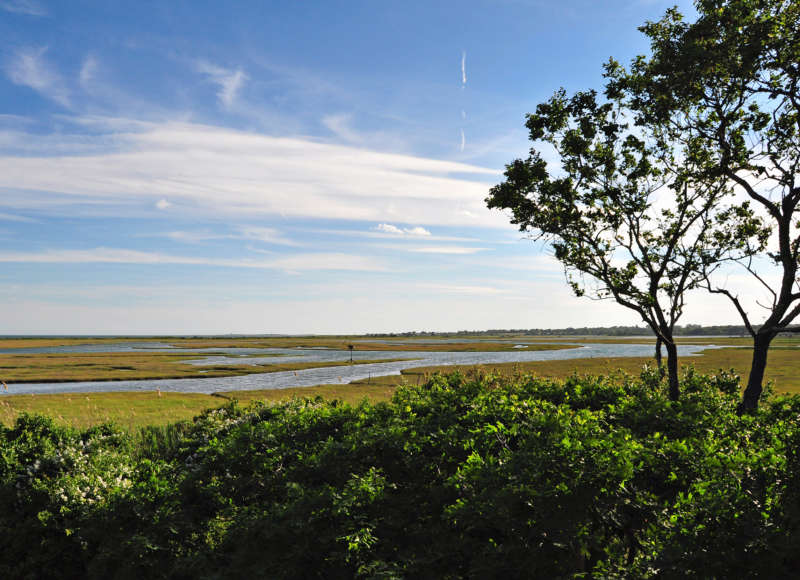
[1,370,799,577]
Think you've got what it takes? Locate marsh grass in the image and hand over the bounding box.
[0,383,398,430]
[0,336,585,352]
[162,339,580,352]
[383,346,800,393]
[0,341,797,431]
[0,391,217,430]
[0,352,412,383]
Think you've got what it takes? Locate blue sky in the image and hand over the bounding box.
[2,0,746,335]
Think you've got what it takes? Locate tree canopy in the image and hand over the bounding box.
[489,0,800,408]
[486,84,757,400]
[606,0,800,409]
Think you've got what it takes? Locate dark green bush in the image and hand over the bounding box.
[1,370,799,578]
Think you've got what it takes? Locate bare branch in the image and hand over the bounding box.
[704,283,757,337]
[739,256,778,304]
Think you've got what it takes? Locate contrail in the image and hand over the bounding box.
[460,128,465,152]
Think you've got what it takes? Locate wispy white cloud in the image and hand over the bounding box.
[375,223,403,235]
[310,227,479,242]
[456,128,528,163]
[195,60,248,109]
[250,55,349,105]
[469,253,566,274]
[220,71,247,107]
[405,245,486,255]
[404,226,431,237]
[374,223,431,236]
[0,211,36,222]
[322,113,361,143]
[270,253,385,272]
[420,283,507,296]
[460,128,465,152]
[0,247,387,271]
[4,46,70,107]
[163,226,298,246]
[1,0,47,16]
[165,230,223,243]
[461,51,467,86]
[79,54,97,88]
[0,114,32,125]
[238,226,298,246]
[320,113,405,151]
[0,119,507,228]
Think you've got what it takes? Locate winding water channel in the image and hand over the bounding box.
[1,341,728,396]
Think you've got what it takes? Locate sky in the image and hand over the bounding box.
[0,0,754,335]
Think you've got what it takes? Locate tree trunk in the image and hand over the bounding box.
[740,332,774,412]
[654,336,664,377]
[664,340,679,401]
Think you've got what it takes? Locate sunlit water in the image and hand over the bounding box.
[0,341,727,395]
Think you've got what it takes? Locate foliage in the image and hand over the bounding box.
[605,0,800,409]
[2,370,800,577]
[485,52,763,400]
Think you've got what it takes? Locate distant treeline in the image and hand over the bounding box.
[368,324,768,337]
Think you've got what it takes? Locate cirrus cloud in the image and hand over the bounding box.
[1,0,47,16]
[4,46,70,107]
[0,247,387,271]
[0,118,507,228]
[194,60,248,109]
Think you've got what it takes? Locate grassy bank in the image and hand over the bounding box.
[0,382,399,430]
[2,345,798,430]
[355,346,800,392]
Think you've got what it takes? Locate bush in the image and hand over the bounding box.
[1,370,798,577]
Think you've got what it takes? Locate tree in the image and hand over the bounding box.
[607,0,800,410]
[486,88,749,400]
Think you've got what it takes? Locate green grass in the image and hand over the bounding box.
[0,391,219,431]
[0,383,398,431]
[0,337,151,348]
[377,346,800,392]
[1,337,797,431]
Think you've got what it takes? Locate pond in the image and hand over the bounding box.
[1,341,727,395]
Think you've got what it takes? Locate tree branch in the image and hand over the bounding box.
[778,300,800,330]
[705,283,757,337]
